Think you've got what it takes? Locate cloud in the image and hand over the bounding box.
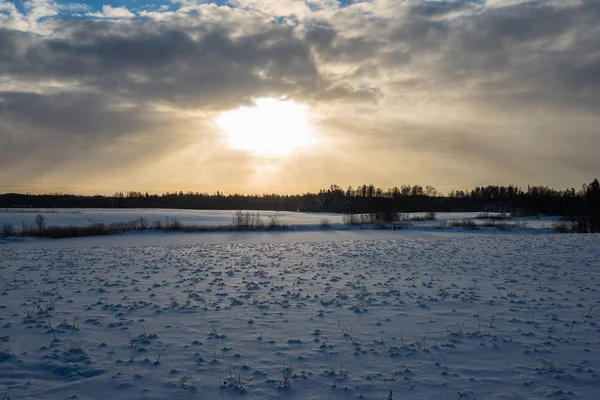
[87,5,136,19]
[231,0,312,18]
[0,14,332,108]
[0,0,599,192]
[59,3,92,13]
[24,0,59,22]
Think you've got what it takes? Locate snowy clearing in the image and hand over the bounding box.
[1,232,599,399]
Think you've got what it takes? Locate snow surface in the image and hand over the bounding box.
[1,226,599,399]
[0,209,345,228]
[0,208,555,231]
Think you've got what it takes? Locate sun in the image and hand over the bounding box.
[216,97,314,156]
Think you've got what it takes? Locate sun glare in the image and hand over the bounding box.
[216,98,314,156]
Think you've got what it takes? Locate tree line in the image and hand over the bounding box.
[1,179,598,226]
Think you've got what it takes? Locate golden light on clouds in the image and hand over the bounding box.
[216,98,315,157]
[1,1,599,194]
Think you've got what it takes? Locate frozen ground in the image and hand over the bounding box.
[1,231,599,399]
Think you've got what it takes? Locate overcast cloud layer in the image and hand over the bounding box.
[1,0,599,194]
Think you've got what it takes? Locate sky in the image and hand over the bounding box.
[1,0,599,195]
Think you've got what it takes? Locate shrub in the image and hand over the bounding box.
[151,220,163,229]
[232,211,244,228]
[551,215,597,234]
[425,211,437,220]
[24,224,114,239]
[343,213,381,225]
[449,219,526,230]
[138,217,148,230]
[319,218,331,227]
[393,221,413,229]
[343,214,359,225]
[435,220,447,229]
[408,212,436,221]
[13,217,227,239]
[450,219,480,229]
[35,214,46,231]
[396,213,408,221]
[553,217,573,233]
[374,211,398,222]
[1,223,15,238]
[231,211,265,230]
[479,221,525,229]
[165,217,183,230]
[476,212,511,220]
[267,215,285,230]
[361,214,376,224]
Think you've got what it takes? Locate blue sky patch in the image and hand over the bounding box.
[5,0,361,18]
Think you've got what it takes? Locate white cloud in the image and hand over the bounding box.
[87,5,136,19]
[24,0,59,22]
[232,0,313,17]
[0,0,60,33]
[0,0,27,30]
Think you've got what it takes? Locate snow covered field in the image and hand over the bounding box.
[1,230,599,399]
[0,208,555,232]
[0,209,344,229]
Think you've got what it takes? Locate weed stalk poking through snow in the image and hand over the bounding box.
[227,362,245,390]
[180,373,196,389]
[280,365,294,387]
[337,316,359,348]
[126,332,139,361]
[154,344,169,364]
